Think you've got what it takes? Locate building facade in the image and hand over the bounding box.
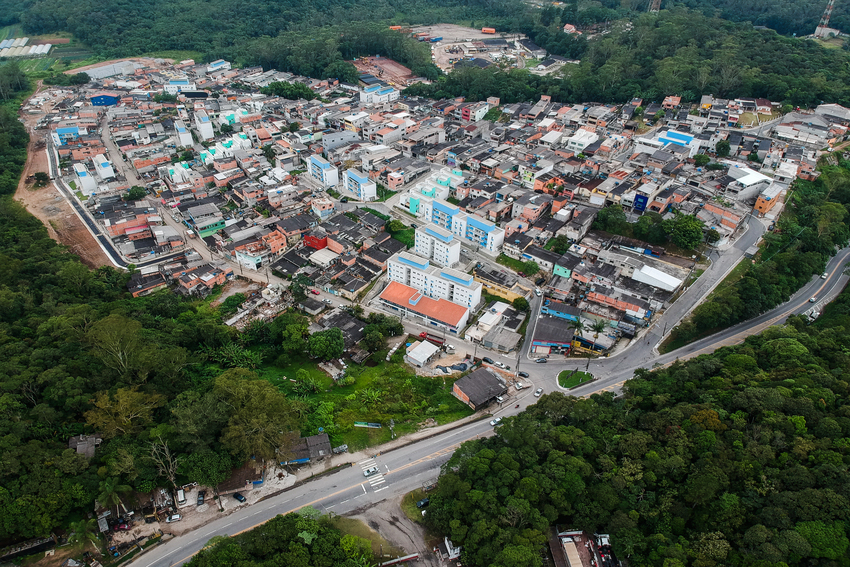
[414,225,461,267]
[344,168,377,201]
[387,251,482,309]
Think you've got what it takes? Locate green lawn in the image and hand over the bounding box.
[400,488,428,524]
[329,516,404,558]
[257,353,474,451]
[390,227,415,249]
[558,370,593,389]
[375,185,396,202]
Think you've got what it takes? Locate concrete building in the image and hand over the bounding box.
[411,196,505,254]
[414,225,461,267]
[566,130,599,153]
[194,110,214,141]
[309,154,340,188]
[91,156,115,181]
[164,79,196,95]
[378,280,470,333]
[174,119,194,147]
[344,168,377,201]
[74,163,97,193]
[360,84,399,104]
[387,251,482,309]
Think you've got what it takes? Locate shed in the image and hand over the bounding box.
[452,367,507,410]
[405,340,441,367]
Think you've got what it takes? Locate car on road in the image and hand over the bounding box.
[534,288,542,297]
[489,417,502,426]
[534,388,543,397]
[536,358,547,363]
[515,382,526,390]
[822,272,829,279]
[323,298,333,305]
[197,490,206,506]
[165,514,181,523]
[416,498,430,509]
[113,523,131,531]
[233,492,247,503]
[341,197,348,203]
[494,361,506,369]
[310,289,320,295]
[810,297,817,303]
[364,466,380,477]
[482,357,494,364]
[517,371,529,378]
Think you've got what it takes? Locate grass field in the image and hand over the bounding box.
[400,489,428,524]
[558,370,593,389]
[390,227,415,248]
[329,516,404,558]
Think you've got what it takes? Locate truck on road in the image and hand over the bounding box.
[419,332,445,346]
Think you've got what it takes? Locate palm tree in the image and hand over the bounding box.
[591,320,607,346]
[68,518,100,549]
[569,319,585,337]
[97,477,132,516]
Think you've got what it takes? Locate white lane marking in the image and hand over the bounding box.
[374,486,389,492]
[362,484,367,494]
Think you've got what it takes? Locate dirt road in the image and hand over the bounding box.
[13,81,111,267]
[65,57,172,74]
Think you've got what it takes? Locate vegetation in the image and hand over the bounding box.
[497,254,539,276]
[187,508,376,567]
[593,204,707,250]
[669,155,850,346]
[425,306,850,566]
[557,369,593,388]
[261,81,318,101]
[406,8,850,107]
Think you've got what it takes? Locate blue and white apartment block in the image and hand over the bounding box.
[344,168,376,201]
[409,196,505,255]
[309,154,339,188]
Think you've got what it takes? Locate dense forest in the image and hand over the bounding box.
[424,306,850,566]
[187,509,375,567]
[405,9,850,106]
[10,0,516,59]
[669,155,850,348]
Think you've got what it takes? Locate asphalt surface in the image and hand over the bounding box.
[130,235,850,567]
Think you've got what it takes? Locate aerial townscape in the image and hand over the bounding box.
[3,0,850,566]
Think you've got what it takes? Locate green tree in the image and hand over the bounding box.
[512,297,530,311]
[667,214,705,250]
[309,328,344,360]
[123,186,147,201]
[694,154,711,167]
[33,171,50,187]
[180,450,233,490]
[549,234,571,254]
[716,140,731,158]
[387,219,406,232]
[795,521,849,559]
[67,518,99,548]
[705,228,721,245]
[84,387,165,438]
[97,477,132,515]
[219,123,233,134]
[522,261,540,276]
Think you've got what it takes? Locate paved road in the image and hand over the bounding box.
[131,239,850,567]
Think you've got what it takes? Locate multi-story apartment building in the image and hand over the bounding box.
[410,196,505,255]
[344,169,377,201]
[194,110,214,140]
[414,225,461,267]
[309,154,339,188]
[387,251,482,309]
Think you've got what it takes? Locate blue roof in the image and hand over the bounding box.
[433,200,458,216]
[57,126,79,134]
[425,226,453,243]
[397,254,430,270]
[347,169,369,183]
[440,271,473,286]
[78,171,87,177]
[467,215,494,233]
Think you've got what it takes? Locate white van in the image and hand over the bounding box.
[176,488,186,505]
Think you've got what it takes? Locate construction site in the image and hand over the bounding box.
[352,56,415,86]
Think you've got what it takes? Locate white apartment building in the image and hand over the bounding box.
[410,167,465,201]
[387,251,482,309]
[409,196,505,255]
[91,156,115,181]
[174,119,193,147]
[344,168,377,201]
[194,110,214,141]
[414,225,461,267]
[566,130,599,153]
[309,154,340,188]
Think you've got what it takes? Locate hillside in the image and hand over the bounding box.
[423,301,850,566]
[4,0,517,59]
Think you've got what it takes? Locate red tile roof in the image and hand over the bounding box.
[380,281,468,327]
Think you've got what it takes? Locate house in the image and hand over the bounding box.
[452,367,507,410]
[405,340,442,368]
[68,434,102,459]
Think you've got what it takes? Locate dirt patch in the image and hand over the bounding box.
[13,84,111,268]
[26,540,100,567]
[209,278,264,307]
[345,496,439,566]
[65,57,172,74]
[352,56,414,86]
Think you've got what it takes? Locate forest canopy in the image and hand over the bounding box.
[424,307,850,567]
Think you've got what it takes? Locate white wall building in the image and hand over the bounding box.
[91,156,115,181]
[344,168,377,201]
[360,84,400,104]
[411,196,505,255]
[414,225,461,267]
[174,119,194,147]
[309,154,340,188]
[388,251,482,309]
[74,163,97,193]
[566,130,599,153]
[194,110,214,141]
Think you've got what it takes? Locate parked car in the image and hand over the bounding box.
[489,417,502,426]
[822,272,829,279]
[482,357,494,364]
[416,498,430,509]
[113,523,131,531]
[534,388,543,397]
[495,395,504,403]
[323,298,333,304]
[165,514,181,523]
[310,289,320,295]
[534,288,542,297]
[518,371,529,378]
[494,361,506,369]
[233,492,247,503]
[364,466,380,477]
[197,490,206,506]
[515,382,526,390]
[536,358,547,363]
[340,197,348,203]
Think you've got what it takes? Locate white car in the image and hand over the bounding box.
[810,297,817,303]
[363,466,379,477]
[534,289,542,297]
[534,388,543,397]
[165,514,181,523]
[515,382,525,391]
[323,298,333,305]
[822,272,828,279]
[489,417,502,426]
[494,361,506,369]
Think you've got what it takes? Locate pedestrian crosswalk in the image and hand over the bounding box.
[360,458,387,491]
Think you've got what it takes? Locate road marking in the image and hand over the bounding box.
[362,484,367,494]
[374,486,389,492]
